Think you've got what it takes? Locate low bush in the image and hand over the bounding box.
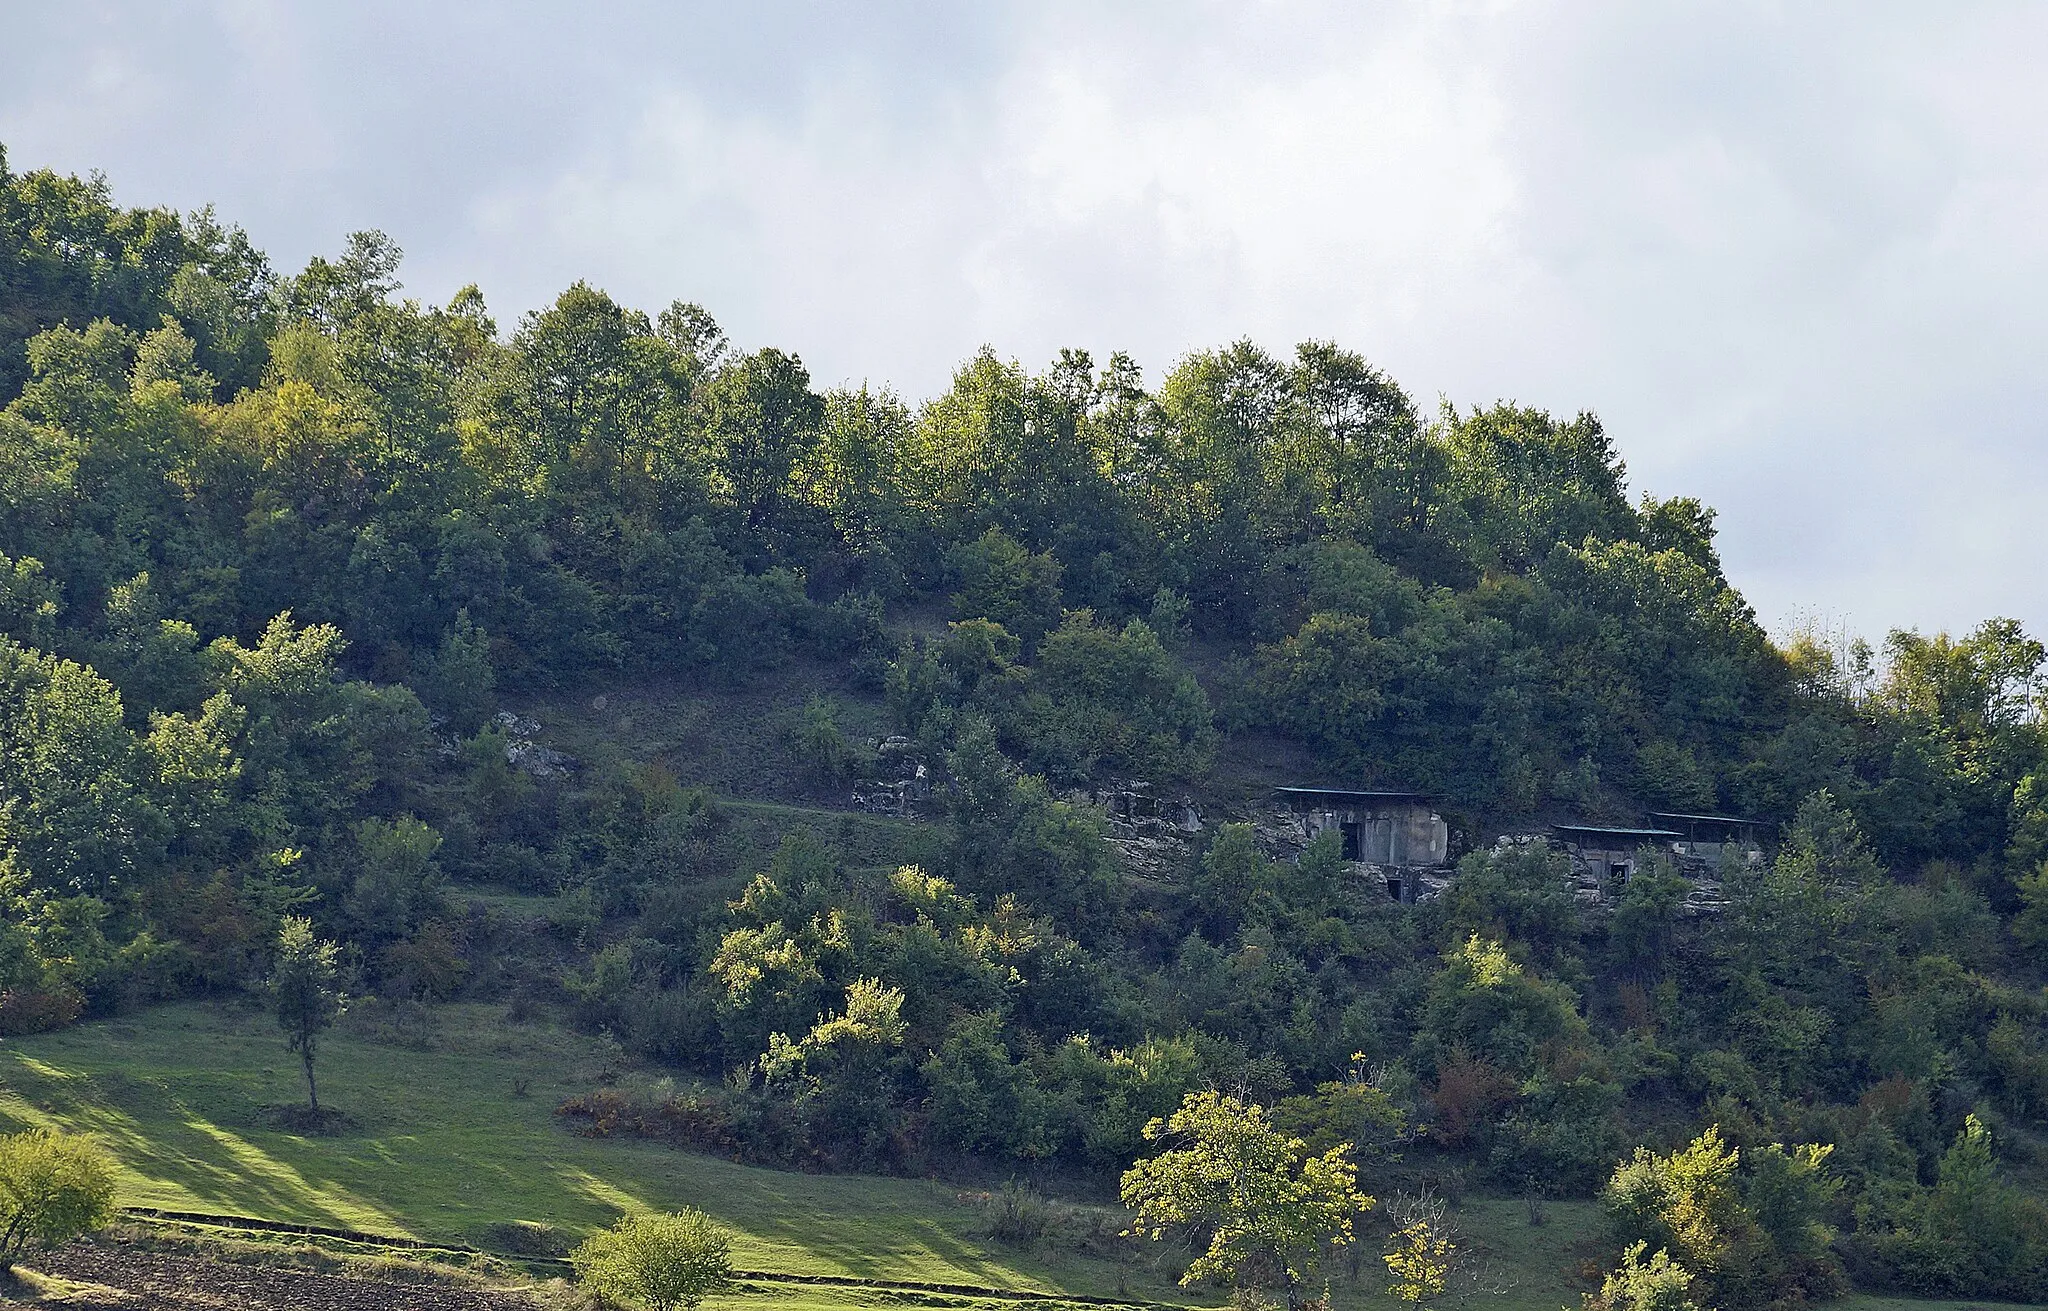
[0,1129,117,1266]
[570,1208,733,1311]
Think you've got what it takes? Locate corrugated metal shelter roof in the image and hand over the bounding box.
[1273,787,1438,805]
[1552,823,1682,841]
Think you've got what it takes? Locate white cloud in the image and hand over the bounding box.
[5,0,2048,641]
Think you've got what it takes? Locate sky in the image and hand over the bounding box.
[6,1,2047,644]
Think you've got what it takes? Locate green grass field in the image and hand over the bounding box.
[0,1001,1176,1301]
[0,1002,2027,1311]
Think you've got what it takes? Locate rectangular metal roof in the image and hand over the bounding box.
[1552,823,1683,840]
[1646,811,1764,827]
[1273,786,1438,803]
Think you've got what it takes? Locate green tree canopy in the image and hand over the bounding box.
[269,915,343,1113]
[1121,1090,1373,1310]
[571,1208,735,1311]
[0,1128,116,1266]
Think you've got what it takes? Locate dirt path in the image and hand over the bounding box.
[16,1244,542,1310]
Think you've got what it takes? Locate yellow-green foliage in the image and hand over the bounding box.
[571,1208,734,1311]
[1383,1220,1453,1307]
[1582,1242,1702,1311]
[0,1128,116,1261]
[1604,1126,1845,1309]
[1121,1090,1372,1304]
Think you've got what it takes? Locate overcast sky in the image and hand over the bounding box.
[7,1,2047,644]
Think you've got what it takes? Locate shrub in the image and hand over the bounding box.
[985,1179,1051,1245]
[951,528,1063,650]
[0,987,84,1037]
[570,1208,735,1311]
[1851,1114,2048,1302]
[0,1129,117,1265]
[1022,611,1215,783]
[1603,1126,1845,1309]
[795,694,849,780]
[1582,1242,1703,1311]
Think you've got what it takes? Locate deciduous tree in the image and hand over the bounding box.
[1121,1090,1372,1310]
[270,915,343,1113]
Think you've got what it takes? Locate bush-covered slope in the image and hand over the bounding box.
[4,147,2048,1306]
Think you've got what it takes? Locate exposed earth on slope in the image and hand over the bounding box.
[12,1243,540,1310]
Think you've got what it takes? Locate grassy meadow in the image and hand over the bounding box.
[0,1000,1595,1310]
[0,1002,1156,1296]
[0,1000,2025,1311]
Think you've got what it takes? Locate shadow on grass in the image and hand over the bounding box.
[0,1074,400,1233]
[0,1002,1155,1300]
[551,1158,1048,1291]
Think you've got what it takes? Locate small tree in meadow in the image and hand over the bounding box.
[1379,1186,1517,1311]
[1122,1090,1373,1310]
[0,1129,117,1269]
[1383,1199,1455,1310]
[571,1208,735,1311]
[269,916,343,1113]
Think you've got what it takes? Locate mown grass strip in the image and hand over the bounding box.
[118,1207,1195,1310]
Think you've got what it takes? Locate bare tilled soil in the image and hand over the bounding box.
[13,1244,544,1310]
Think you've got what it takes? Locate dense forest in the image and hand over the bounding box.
[2,144,2046,1306]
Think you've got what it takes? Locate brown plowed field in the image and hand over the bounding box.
[14,1244,543,1310]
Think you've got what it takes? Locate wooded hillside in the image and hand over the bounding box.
[4,146,2047,1305]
